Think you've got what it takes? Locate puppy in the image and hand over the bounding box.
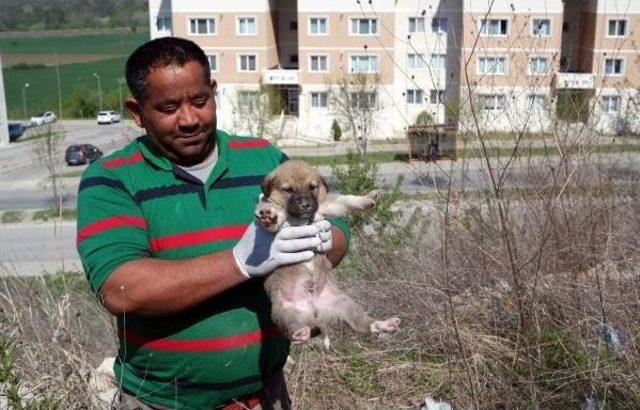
[256,160,400,348]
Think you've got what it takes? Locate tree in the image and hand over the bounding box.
[328,73,382,158]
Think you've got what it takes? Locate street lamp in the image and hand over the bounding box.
[93,73,102,111]
[117,77,126,116]
[22,83,29,120]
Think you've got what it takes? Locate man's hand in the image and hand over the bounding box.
[233,221,321,278]
[314,219,333,253]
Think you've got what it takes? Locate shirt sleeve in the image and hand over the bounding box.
[76,166,150,294]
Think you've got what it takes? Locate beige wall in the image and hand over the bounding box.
[173,11,279,82]
[298,12,395,84]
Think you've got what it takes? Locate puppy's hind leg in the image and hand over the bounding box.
[319,282,400,335]
[318,191,380,218]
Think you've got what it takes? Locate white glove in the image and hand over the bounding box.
[314,219,333,253]
[233,221,321,278]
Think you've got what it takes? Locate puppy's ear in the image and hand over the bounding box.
[320,176,330,193]
[262,173,275,198]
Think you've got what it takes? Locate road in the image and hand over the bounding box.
[0,221,80,277]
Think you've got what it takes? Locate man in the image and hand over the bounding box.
[77,37,350,409]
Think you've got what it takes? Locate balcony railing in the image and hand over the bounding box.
[555,72,595,89]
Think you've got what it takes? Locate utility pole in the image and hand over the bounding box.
[0,53,9,147]
[55,53,62,120]
[117,77,125,116]
[93,73,102,111]
[22,83,30,120]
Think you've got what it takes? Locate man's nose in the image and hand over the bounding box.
[177,105,198,127]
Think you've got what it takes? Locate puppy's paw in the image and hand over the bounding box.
[291,327,312,344]
[361,190,380,208]
[370,317,400,334]
[256,207,280,232]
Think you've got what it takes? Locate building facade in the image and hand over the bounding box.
[148,0,640,141]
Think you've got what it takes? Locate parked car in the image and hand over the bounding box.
[97,110,122,125]
[30,111,57,126]
[65,144,103,166]
[8,123,26,142]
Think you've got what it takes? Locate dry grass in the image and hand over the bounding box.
[1,131,639,409]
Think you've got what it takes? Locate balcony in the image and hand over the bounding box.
[555,72,595,90]
[263,69,299,85]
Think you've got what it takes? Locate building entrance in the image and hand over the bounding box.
[276,85,299,116]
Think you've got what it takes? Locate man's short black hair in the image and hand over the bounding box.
[125,37,210,102]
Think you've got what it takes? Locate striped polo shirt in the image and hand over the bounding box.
[76,130,350,409]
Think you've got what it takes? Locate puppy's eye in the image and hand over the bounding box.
[281,185,294,193]
[309,181,318,190]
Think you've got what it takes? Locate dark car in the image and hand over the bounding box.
[8,123,26,142]
[65,144,103,166]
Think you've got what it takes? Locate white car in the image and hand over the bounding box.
[97,111,122,125]
[29,111,57,126]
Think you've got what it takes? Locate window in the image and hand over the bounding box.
[156,16,171,32]
[406,89,423,104]
[350,18,378,35]
[238,54,258,72]
[309,17,328,35]
[431,54,446,70]
[432,17,448,33]
[309,55,328,72]
[311,92,328,108]
[604,58,624,75]
[481,94,505,111]
[430,90,444,105]
[528,95,548,111]
[529,57,549,75]
[350,92,376,109]
[239,91,259,110]
[562,22,569,32]
[289,21,298,30]
[407,53,425,69]
[478,56,507,75]
[532,18,551,36]
[207,55,218,72]
[601,96,621,113]
[189,18,217,35]
[237,17,256,35]
[290,54,299,65]
[608,19,627,37]
[350,55,379,73]
[408,17,426,33]
[480,18,508,36]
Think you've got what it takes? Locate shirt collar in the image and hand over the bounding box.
[137,130,229,171]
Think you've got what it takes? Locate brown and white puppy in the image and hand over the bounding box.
[256,160,400,348]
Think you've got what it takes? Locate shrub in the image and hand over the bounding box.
[331,119,342,142]
[415,110,434,126]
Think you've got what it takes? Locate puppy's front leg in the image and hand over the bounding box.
[318,191,379,218]
[255,200,285,233]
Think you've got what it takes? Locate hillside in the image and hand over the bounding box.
[0,0,148,32]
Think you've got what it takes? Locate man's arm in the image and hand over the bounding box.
[100,250,246,317]
[326,225,347,267]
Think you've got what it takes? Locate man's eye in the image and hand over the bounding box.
[159,105,177,113]
[193,97,208,107]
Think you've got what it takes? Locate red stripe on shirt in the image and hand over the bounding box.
[228,139,270,149]
[150,224,248,253]
[103,152,143,168]
[120,324,282,352]
[77,215,147,245]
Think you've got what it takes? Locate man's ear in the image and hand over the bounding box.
[125,97,144,128]
[262,174,275,198]
[210,79,218,94]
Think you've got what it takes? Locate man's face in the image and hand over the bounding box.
[126,60,217,166]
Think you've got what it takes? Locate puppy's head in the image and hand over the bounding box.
[262,160,329,221]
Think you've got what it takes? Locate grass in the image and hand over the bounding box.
[32,208,77,222]
[292,142,640,165]
[57,169,84,178]
[1,211,25,224]
[0,32,148,55]
[3,56,129,119]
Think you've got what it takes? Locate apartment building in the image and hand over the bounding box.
[148,0,640,141]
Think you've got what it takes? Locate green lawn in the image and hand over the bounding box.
[0,32,148,55]
[3,56,129,119]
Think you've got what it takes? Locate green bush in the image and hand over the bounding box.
[414,110,434,126]
[1,211,24,224]
[330,152,403,228]
[331,119,342,142]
